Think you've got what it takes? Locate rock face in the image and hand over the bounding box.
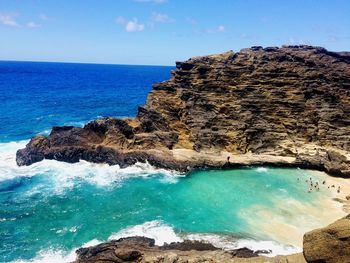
[16,45,350,177]
[303,214,350,263]
[74,236,302,263]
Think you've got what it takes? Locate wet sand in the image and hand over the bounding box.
[241,170,350,249]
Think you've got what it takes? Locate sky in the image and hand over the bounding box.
[0,0,349,65]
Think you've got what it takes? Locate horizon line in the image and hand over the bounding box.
[0,59,174,67]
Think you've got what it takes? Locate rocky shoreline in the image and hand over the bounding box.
[73,213,350,263]
[16,45,350,177]
[74,236,305,263]
[16,45,350,262]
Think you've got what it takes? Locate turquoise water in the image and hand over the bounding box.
[0,62,344,262]
[0,141,338,262]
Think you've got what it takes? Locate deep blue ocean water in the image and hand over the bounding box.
[0,61,173,142]
[0,61,345,262]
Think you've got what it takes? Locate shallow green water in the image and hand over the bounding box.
[0,142,341,262]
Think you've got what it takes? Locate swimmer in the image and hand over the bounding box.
[322,180,326,184]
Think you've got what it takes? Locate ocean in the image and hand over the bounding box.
[0,61,346,262]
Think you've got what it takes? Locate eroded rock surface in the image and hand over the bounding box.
[17,45,350,176]
[74,236,305,263]
[303,214,350,263]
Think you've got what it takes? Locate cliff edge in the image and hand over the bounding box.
[16,45,350,177]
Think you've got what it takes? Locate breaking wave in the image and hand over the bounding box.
[0,140,183,194]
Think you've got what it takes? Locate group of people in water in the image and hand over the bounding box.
[297,177,341,194]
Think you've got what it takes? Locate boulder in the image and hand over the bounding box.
[303,214,350,263]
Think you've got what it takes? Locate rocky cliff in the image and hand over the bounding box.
[16,45,350,177]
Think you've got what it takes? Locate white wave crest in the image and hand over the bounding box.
[184,233,299,256]
[8,238,104,263]
[9,248,77,263]
[0,140,183,193]
[108,221,298,257]
[235,239,300,256]
[256,167,268,173]
[108,220,182,245]
[8,220,301,262]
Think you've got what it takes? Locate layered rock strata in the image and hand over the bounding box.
[17,45,350,177]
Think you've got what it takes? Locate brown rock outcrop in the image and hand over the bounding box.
[74,236,305,263]
[16,45,350,177]
[303,214,350,263]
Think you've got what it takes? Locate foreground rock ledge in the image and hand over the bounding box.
[74,236,305,263]
[16,45,350,177]
[74,214,350,263]
[303,214,350,263]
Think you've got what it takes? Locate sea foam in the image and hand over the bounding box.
[0,140,183,194]
[8,239,103,263]
[8,220,300,263]
[109,220,182,245]
[108,220,300,257]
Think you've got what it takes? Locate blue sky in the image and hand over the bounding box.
[0,0,349,65]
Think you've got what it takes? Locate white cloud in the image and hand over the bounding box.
[206,25,226,33]
[27,21,40,28]
[116,16,125,24]
[0,14,19,27]
[240,33,258,40]
[288,37,309,45]
[186,18,197,25]
[116,17,145,32]
[134,0,167,3]
[151,12,172,23]
[39,13,48,20]
[125,19,145,32]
